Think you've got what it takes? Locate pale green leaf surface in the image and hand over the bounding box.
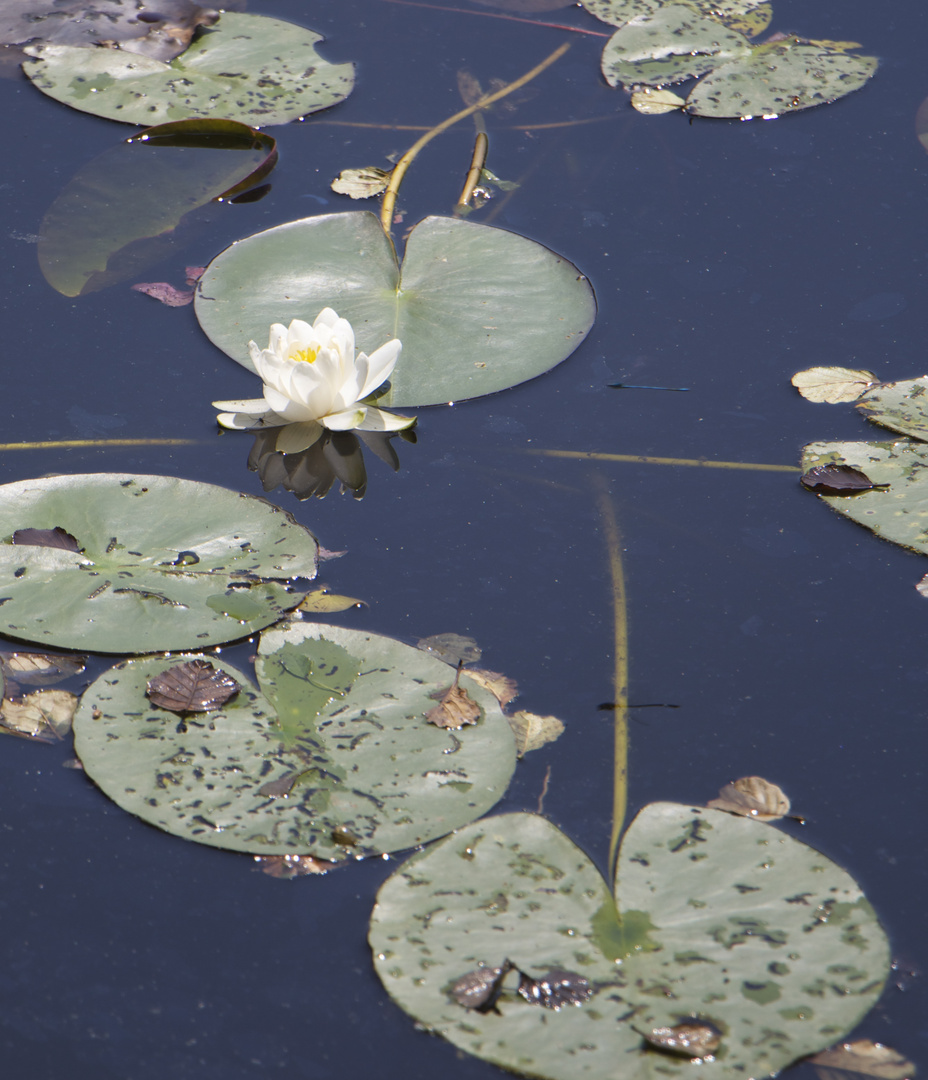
[855,376,928,441]
[686,40,877,119]
[370,804,888,1080]
[194,211,596,408]
[801,440,928,555]
[582,0,764,28]
[602,4,751,89]
[22,12,355,127]
[73,624,517,855]
[0,474,318,653]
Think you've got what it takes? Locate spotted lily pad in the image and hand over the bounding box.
[601,3,752,89]
[855,376,928,441]
[0,473,318,653]
[686,39,878,119]
[370,805,888,1080]
[581,0,766,27]
[800,440,928,555]
[22,12,355,127]
[194,211,596,408]
[72,622,517,856]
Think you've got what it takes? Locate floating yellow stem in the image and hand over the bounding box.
[594,477,628,881]
[527,448,797,473]
[380,41,570,234]
[0,438,197,450]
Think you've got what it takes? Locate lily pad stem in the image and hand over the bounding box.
[380,41,570,235]
[594,477,628,882]
[455,130,489,216]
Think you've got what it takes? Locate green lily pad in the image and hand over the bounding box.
[72,622,517,856]
[801,439,928,555]
[686,40,878,119]
[855,376,928,441]
[601,3,751,89]
[39,119,277,298]
[22,12,355,127]
[582,0,765,28]
[194,211,596,408]
[0,473,318,653]
[370,804,888,1080]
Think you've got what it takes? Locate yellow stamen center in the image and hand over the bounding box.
[291,345,319,364]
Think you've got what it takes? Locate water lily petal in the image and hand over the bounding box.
[216,411,271,430]
[322,406,368,431]
[274,420,324,454]
[358,340,401,399]
[355,405,417,432]
[212,397,271,412]
[263,383,316,422]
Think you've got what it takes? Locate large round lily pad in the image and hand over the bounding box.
[582,0,765,26]
[22,12,355,127]
[370,804,889,1080]
[194,211,596,408]
[72,622,517,856]
[0,474,318,653]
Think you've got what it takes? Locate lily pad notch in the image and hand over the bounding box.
[195,211,597,408]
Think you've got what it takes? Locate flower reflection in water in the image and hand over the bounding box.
[247,426,417,500]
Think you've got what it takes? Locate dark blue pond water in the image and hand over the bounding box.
[0,0,925,1076]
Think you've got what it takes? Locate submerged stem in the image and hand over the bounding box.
[379,41,570,234]
[455,130,489,215]
[594,478,629,884]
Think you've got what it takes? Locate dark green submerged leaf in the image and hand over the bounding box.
[195,211,597,408]
[370,805,889,1080]
[39,119,276,298]
[0,474,318,653]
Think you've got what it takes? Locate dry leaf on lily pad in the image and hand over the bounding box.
[12,526,81,551]
[792,367,878,403]
[507,710,565,757]
[298,587,366,613]
[465,668,518,709]
[253,854,343,879]
[331,167,391,199]
[708,775,790,820]
[131,281,195,307]
[800,464,885,494]
[146,659,240,713]
[0,651,86,687]
[631,88,685,114]
[426,666,481,729]
[417,633,482,665]
[644,1021,723,1058]
[810,1041,915,1080]
[1,689,78,740]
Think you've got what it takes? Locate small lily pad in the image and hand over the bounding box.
[23,12,355,127]
[686,39,878,119]
[582,0,766,27]
[792,366,878,404]
[601,3,752,89]
[855,376,928,441]
[0,473,318,653]
[801,441,928,553]
[630,87,686,114]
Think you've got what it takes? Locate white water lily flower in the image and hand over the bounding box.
[213,309,415,453]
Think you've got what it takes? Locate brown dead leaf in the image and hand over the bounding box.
[810,1040,915,1080]
[253,854,342,879]
[131,281,195,307]
[0,650,87,687]
[791,366,877,403]
[298,587,367,613]
[465,668,518,709]
[507,710,565,757]
[146,659,240,713]
[0,689,78,740]
[426,665,481,729]
[708,776,790,821]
